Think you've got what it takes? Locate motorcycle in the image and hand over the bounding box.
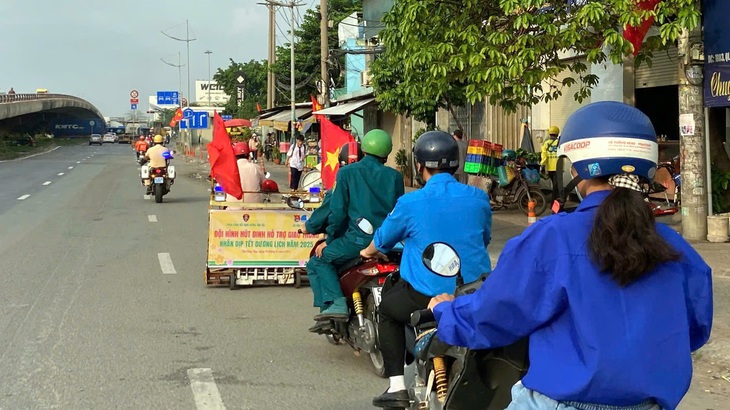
[287,196,402,377]
[135,150,147,161]
[403,243,529,410]
[488,162,548,216]
[139,151,175,203]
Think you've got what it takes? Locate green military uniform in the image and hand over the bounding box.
[307,155,405,311]
[304,189,333,310]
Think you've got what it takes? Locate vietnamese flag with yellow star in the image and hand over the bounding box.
[320,117,354,189]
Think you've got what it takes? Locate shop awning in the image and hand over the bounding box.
[312,98,375,116]
[259,107,314,131]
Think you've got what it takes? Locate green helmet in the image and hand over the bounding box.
[361,129,393,158]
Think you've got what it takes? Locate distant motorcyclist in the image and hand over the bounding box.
[359,131,493,409]
[134,136,149,158]
[140,135,172,193]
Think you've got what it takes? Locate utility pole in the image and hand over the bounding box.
[267,3,277,109]
[205,50,213,105]
[678,27,708,241]
[162,21,196,144]
[160,52,185,138]
[320,0,329,108]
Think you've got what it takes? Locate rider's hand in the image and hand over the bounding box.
[300,226,310,235]
[315,242,327,257]
[428,294,455,311]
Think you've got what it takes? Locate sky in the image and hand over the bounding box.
[0,0,315,118]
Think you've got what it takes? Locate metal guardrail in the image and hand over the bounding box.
[0,93,90,104]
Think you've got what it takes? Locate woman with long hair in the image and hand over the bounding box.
[429,101,713,410]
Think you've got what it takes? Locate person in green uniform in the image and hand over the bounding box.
[308,130,405,325]
[302,142,363,319]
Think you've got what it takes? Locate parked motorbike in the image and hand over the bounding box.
[488,162,548,216]
[645,156,681,217]
[403,243,529,410]
[288,197,401,377]
[139,152,175,203]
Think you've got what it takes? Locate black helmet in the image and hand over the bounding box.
[414,131,459,170]
[338,141,363,166]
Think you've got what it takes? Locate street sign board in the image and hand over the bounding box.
[130,98,139,104]
[131,104,138,110]
[183,108,194,119]
[221,115,233,121]
[156,91,179,105]
[179,111,209,129]
[130,90,139,98]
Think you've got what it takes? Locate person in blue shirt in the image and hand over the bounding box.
[429,102,713,410]
[359,130,493,409]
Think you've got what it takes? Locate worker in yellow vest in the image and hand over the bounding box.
[541,126,560,201]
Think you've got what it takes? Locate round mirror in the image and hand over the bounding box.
[286,196,305,209]
[421,242,461,278]
[355,217,374,235]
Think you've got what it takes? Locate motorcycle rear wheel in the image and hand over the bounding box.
[366,294,386,378]
[517,188,547,216]
[154,184,164,203]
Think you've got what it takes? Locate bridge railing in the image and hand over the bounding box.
[0,93,90,104]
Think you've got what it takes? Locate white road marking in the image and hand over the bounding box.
[148,215,158,223]
[43,181,51,186]
[57,172,64,176]
[187,368,226,410]
[17,194,30,201]
[68,166,73,169]
[157,253,177,274]
[76,161,81,164]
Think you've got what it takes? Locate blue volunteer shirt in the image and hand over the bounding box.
[374,173,492,297]
[434,190,713,409]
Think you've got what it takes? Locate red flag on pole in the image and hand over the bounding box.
[256,103,262,113]
[311,95,324,121]
[623,0,662,56]
[319,117,355,189]
[207,111,243,199]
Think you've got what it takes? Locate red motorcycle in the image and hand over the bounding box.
[288,197,401,377]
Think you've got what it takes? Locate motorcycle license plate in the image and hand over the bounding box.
[372,286,383,306]
[154,177,164,183]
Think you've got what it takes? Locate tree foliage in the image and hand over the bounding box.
[272,0,362,103]
[371,0,701,121]
[213,59,268,119]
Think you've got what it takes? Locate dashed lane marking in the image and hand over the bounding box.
[157,253,177,274]
[17,195,30,201]
[148,215,158,222]
[68,166,73,169]
[57,173,64,176]
[43,181,51,186]
[187,368,226,410]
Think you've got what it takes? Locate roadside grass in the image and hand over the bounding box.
[0,136,85,161]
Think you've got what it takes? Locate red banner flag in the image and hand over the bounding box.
[256,103,262,113]
[623,0,662,56]
[311,95,324,121]
[207,111,243,199]
[319,117,355,189]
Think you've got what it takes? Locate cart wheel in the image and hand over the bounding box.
[294,272,302,289]
[229,273,237,290]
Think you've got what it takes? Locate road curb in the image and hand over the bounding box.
[0,145,61,163]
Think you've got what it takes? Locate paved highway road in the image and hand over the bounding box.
[0,143,722,409]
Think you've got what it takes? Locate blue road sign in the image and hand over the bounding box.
[156,91,180,105]
[221,115,233,121]
[131,104,138,110]
[179,111,209,129]
[183,108,194,119]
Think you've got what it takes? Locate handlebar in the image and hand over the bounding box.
[410,309,435,328]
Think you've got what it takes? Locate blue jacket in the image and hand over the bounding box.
[434,190,713,409]
[374,173,492,297]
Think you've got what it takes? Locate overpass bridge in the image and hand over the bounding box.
[0,93,106,136]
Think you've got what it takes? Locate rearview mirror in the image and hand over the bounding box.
[265,171,271,179]
[286,196,305,210]
[355,218,374,235]
[422,242,461,278]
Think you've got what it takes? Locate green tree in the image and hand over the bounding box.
[371,0,701,122]
[272,0,362,103]
[213,59,268,119]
